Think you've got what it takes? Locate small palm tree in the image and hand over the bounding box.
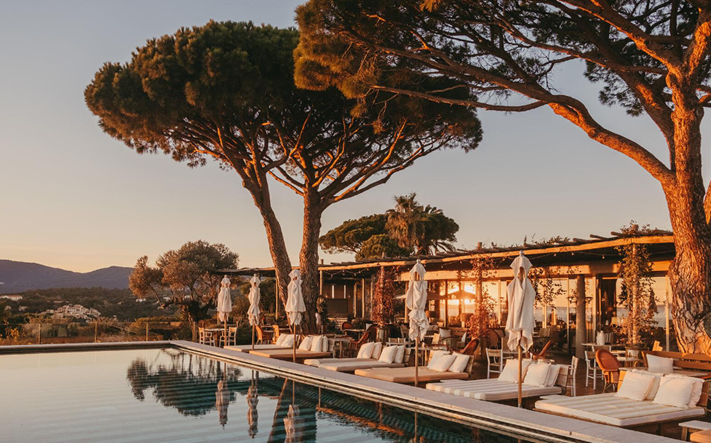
[386,193,458,255]
[386,193,424,254]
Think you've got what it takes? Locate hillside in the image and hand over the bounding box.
[0,260,132,294]
[1,287,177,321]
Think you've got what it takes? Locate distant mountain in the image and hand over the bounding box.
[0,260,132,294]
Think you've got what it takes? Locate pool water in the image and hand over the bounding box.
[0,348,530,442]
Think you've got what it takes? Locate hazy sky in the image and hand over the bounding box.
[1,0,708,273]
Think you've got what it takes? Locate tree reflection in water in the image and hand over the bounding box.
[126,349,241,418]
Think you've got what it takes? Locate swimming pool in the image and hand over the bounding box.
[0,347,532,443]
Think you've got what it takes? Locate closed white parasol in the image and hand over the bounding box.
[248,274,261,350]
[505,251,536,407]
[216,276,232,324]
[405,259,428,386]
[248,274,261,326]
[285,269,305,362]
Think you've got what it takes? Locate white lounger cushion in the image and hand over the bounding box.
[616,370,654,401]
[646,354,674,374]
[357,342,376,359]
[499,358,532,383]
[430,354,456,372]
[535,393,705,427]
[427,379,561,401]
[524,362,551,387]
[394,346,405,364]
[448,353,469,373]
[319,359,405,372]
[226,344,291,352]
[303,358,362,367]
[654,376,696,408]
[299,336,314,351]
[378,346,398,364]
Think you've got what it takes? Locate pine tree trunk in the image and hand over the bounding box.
[666,192,711,353]
[242,176,292,316]
[664,92,711,353]
[298,190,323,333]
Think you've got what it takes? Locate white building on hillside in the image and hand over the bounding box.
[0,295,23,302]
[49,304,101,320]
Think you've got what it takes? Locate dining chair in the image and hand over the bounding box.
[486,348,504,379]
[585,350,604,390]
[200,329,216,346]
[220,326,238,347]
[566,356,580,397]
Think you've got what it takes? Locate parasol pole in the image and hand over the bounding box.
[414,411,418,441]
[414,336,419,387]
[517,332,523,408]
[292,321,297,363]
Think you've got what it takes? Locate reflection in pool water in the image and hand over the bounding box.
[0,348,530,442]
[125,350,242,419]
[124,349,526,442]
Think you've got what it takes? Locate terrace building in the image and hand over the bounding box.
[226,229,676,353]
[317,230,675,352]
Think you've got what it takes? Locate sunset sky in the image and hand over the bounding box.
[1,0,706,273]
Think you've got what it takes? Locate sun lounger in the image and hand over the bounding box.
[354,367,469,383]
[249,349,332,361]
[534,393,706,427]
[226,344,292,352]
[427,364,568,401]
[426,378,562,401]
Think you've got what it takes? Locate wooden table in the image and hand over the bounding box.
[681,420,711,441]
[344,329,365,340]
[691,429,711,443]
[329,337,353,358]
[204,328,225,346]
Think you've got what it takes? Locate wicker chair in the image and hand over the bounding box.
[595,349,621,392]
[459,338,480,356]
[255,325,272,344]
[272,324,282,343]
[533,339,553,361]
[341,321,354,331]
